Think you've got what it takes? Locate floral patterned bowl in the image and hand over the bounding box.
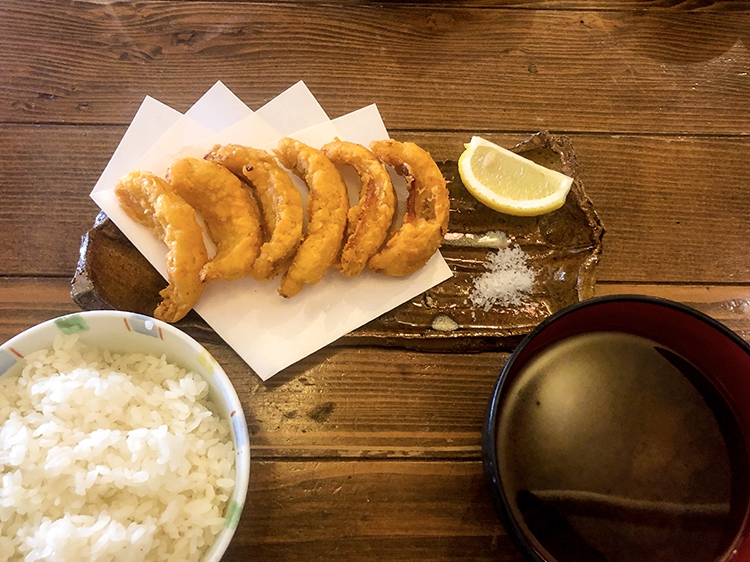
[0,310,250,562]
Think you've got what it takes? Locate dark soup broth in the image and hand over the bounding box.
[496,332,748,562]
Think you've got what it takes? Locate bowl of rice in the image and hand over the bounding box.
[0,310,250,561]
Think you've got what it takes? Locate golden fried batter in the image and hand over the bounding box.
[368,139,450,276]
[205,144,303,281]
[321,139,396,277]
[115,171,208,323]
[166,157,262,283]
[274,138,349,298]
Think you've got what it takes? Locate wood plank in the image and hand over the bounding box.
[4,279,748,349]
[404,132,750,284]
[0,278,510,459]
[3,126,750,284]
[149,1,750,9]
[553,134,750,284]
[594,284,750,342]
[0,278,80,342]
[0,125,116,277]
[3,277,750,461]
[230,460,523,562]
[2,2,749,134]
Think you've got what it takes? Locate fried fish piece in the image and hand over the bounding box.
[321,139,396,277]
[205,144,304,281]
[368,139,450,276]
[274,138,349,298]
[115,171,208,323]
[166,157,262,283]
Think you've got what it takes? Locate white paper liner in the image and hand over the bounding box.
[90,81,452,380]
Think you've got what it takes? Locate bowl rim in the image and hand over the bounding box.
[482,294,750,562]
[1,310,250,562]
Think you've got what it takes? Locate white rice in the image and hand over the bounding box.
[0,334,235,561]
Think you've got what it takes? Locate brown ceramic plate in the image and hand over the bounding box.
[71,132,604,352]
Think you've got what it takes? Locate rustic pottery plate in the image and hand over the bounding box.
[71,132,604,352]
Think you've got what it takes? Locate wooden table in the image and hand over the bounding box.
[2,1,750,560]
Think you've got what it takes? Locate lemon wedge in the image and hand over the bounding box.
[458,136,573,216]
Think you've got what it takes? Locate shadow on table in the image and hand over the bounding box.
[611,9,749,64]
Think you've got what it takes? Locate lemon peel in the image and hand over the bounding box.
[458,136,573,216]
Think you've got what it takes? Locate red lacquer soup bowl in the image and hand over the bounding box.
[483,295,750,562]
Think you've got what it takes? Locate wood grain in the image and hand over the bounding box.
[3,277,750,460]
[0,278,510,459]
[404,132,750,284]
[143,1,750,9]
[2,2,749,133]
[0,125,115,276]
[3,126,750,285]
[3,1,749,560]
[0,278,80,342]
[232,460,522,562]
[595,284,750,341]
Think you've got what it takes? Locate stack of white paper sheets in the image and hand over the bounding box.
[91,81,452,380]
